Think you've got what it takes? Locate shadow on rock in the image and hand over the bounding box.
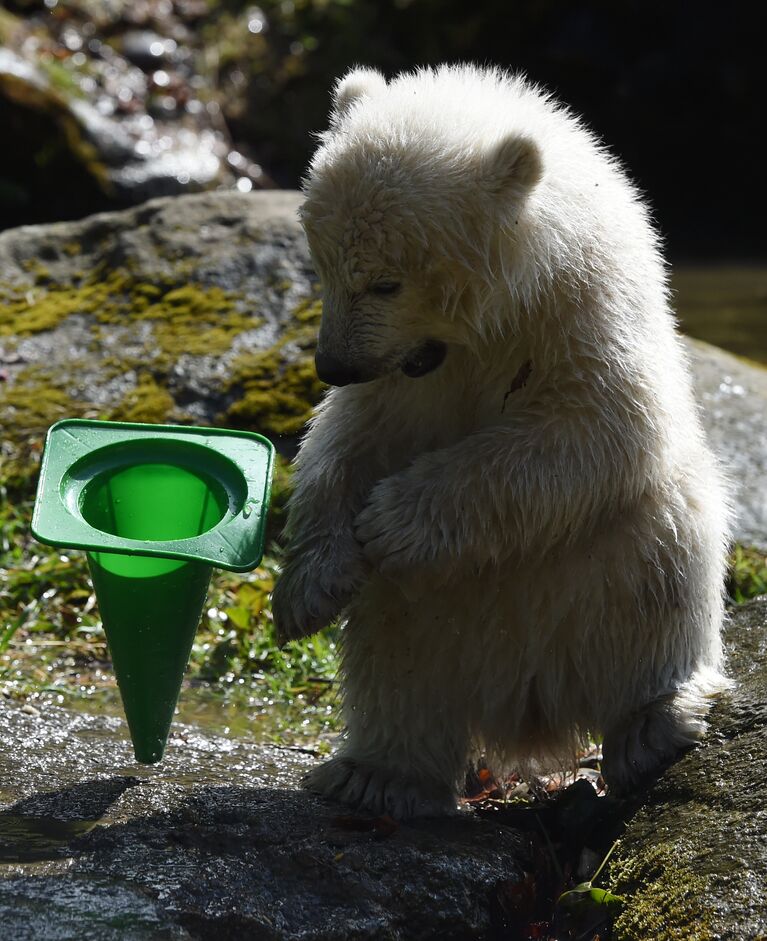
[0,775,140,863]
[53,783,528,940]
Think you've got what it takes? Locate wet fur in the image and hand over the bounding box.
[272,65,731,817]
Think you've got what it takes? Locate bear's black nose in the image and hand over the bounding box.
[315,351,363,386]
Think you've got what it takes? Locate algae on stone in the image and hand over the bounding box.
[0,366,83,494]
[224,296,325,437]
[609,843,713,941]
[109,373,177,425]
[127,282,255,357]
[0,268,249,364]
[0,365,83,436]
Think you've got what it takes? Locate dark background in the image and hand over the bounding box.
[0,0,763,259]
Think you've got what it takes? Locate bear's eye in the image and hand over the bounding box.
[368,281,401,297]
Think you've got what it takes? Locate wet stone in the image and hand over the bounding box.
[686,339,767,551]
[4,603,767,938]
[0,703,527,940]
[609,597,767,941]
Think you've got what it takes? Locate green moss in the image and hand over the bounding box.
[19,260,54,285]
[728,545,767,602]
[92,273,251,361]
[145,283,248,356]
[0,271,116,336]
[39,57,86,99]
[224,295,324,436]
[109,373,176,425]
[0,7,20,44]
[0,268,253,362]
[144,284,257,356]
[0,366,79,437]
[226,357,324,436]
[0,366,84,496]
[0,281,91,334]
[610,843,713,941]
[265,454,294,544]
[292,297,323,323]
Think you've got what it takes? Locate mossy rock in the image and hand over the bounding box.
[0,190,322,496]
[610,843,713,941]
[609,597,767,940]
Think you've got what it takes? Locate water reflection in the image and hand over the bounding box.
[673,266,767,364]
[63,683,339,751]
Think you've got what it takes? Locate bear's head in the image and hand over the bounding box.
[301,66,543,386]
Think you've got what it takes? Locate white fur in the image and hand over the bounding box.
[272,65,731,817]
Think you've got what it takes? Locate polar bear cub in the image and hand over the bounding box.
[271,64,730,817]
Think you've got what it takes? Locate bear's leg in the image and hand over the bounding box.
[304,582,470,818]
[601,667,728,794]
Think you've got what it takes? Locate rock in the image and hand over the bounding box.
[0,702,526,940]
[0,3,275,229]
[686,339,767,551]
[609,596,767,941]
[0,190,322,491]
[121,31,180,70]
[0,46,233,208]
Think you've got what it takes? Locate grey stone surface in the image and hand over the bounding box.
[688,338,767,551]
[0,703,526,940]
[610,596,767,940]
[0,190,315,433]
[4,602,767,940]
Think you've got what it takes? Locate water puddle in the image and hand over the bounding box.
[0,814,97,863]
[58,681,340,751]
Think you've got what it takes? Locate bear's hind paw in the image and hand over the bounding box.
[303,756,458,820]
[601,691,711,795]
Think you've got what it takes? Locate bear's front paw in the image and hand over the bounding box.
[304,756,458,819]
[354,480,432,574]
[271,543,369,645]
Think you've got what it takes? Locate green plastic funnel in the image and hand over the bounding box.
[31,419,274,763]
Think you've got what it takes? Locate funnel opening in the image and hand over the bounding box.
[34,420,273,571]
[65,440,246,543]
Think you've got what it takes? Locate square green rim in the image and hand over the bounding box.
[31,419,275,572]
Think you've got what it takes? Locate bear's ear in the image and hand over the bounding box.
[483,134,543,197]
[331,67,387,123]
